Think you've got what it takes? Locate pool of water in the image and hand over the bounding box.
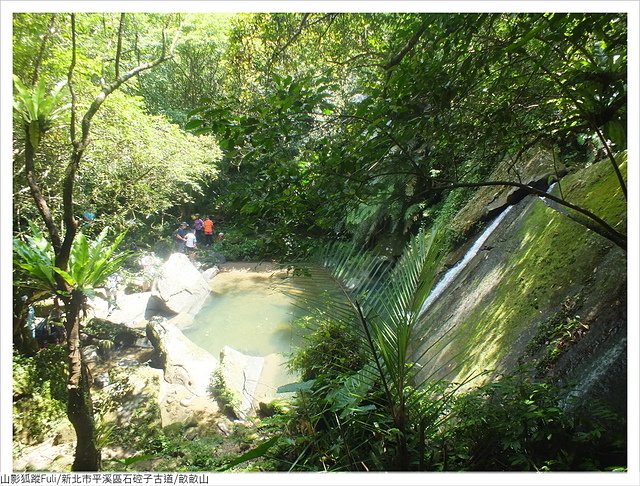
[183,266,306,360]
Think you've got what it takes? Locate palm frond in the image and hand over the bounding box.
[282,226,441,396]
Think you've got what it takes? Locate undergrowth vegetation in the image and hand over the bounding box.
[13,345,68,444]
[259,318,626,471]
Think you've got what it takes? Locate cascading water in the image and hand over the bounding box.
[418,181,563,318]
[560,338,627,411]
[542,181,558,198]
[539,182,571,217]
[419,204,515,317]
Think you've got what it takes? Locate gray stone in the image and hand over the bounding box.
[94,372,110,389]
[85,295,110,321]
[125,276,152,293]
[167,312,195,329]
[82,345,100,363]
[111,292,152,328]
[218,345,265,419]
[216,419,232,436]
[117,358,139,367]
[482,195,510,222]
[146,317,218,397]
[147,253,211,317]
[505,172,556,206]
[86,292,151,329]
[481,173,564,222]
[134,337,154,348]
[202,265,220,282]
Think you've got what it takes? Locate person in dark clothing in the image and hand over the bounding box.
[193,214,204,242]
[173,222,189,253]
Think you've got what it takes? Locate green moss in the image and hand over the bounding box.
[210,369,241,418]
[437,157,626,384]
[558,151,627,233]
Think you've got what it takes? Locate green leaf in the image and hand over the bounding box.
[504,22,545,54]
[603,120,626,149]
[53,267,77,286]
[327,361,377,417]
[185,118,203,130]
[216,436,280,471]
[277,380,315,393]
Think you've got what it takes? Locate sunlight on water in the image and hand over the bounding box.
[183,268,305,359]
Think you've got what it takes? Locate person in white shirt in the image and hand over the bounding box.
[185,228,197,259]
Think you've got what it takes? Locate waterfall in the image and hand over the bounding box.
[560,338,626,410]
[539,181,575,220]
[540,181,558,200]
[419,205,515,316]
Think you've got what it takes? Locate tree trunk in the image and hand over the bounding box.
[65,289,101,471]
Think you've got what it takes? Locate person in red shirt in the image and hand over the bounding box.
[203,216,215,246]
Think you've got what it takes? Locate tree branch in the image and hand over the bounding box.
[383,21,428,70]
[30,14,57,86]
[115,13,126,80]
[57,17,181,271]
[425,180,626,250]
[517,43,627,200]
[23,128,63,251]
[270,13,310,66]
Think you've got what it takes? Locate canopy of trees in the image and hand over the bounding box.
[13,11,626,253]
[179,12,626,255]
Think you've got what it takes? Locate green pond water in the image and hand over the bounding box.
[183,267,307,360]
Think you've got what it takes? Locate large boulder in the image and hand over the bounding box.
[202,265,220,283]
[218,345,265,419]
[108,292,152,328]
[147,253,210,317]
[86,292,151,329]
[146,316,218,397]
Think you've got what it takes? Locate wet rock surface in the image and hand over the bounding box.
[147,253,211,317]
[414,159,626,414]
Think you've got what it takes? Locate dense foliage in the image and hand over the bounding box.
[13,345,68,444]
[181,12,626,256]
[12,13,221,244]
[275,344,625,471]
[12,10,627,473]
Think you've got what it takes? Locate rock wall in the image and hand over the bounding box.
[412,155,627,413]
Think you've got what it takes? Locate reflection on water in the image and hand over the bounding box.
[183,269,305,359]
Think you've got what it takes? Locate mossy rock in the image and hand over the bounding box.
[414,155,626,397]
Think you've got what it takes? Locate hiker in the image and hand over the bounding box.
[26,304,36,338]
[185,227,197,258]
[173,222,189,253]
[203,216,215,246]
[35,309,66,347]
[81,210,95,227]
[193,214,204,241]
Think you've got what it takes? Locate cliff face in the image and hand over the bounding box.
[412,153,627,414]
